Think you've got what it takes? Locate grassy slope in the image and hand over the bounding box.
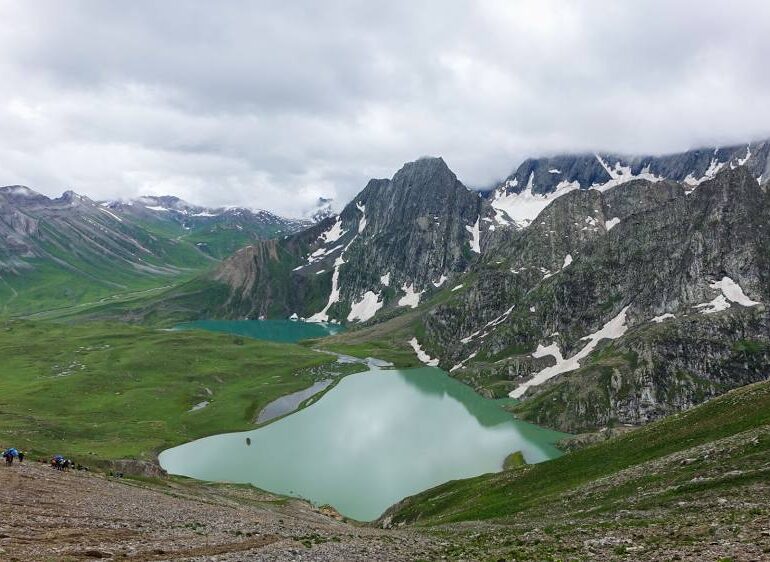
[386,378,770,525]
[0,320,339,464]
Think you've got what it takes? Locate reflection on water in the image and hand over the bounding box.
[160,367,567,521]
[174,319,343,342]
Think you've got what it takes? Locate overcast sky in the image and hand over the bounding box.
[1,1,769,216]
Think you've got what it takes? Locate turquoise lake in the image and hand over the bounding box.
[174,319,343,342]
[159,321,566,521]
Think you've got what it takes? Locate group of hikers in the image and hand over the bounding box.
[2,447,83,471]
[2,448,24,465]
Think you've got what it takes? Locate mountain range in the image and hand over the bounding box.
[104,139,770,435]
[3,140,769,434]
[0,187,308,314]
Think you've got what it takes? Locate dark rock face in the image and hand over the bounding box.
[421,166,770,430]
[205,157,490,321]
[515,308,770,432]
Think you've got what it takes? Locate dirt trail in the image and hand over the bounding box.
[0,462,436,561]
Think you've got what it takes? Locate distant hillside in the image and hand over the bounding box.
[0,187,307,315]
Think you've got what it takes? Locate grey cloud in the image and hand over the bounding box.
[0,0,769,216]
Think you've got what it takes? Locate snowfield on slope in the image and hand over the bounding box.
[509,307,630,399]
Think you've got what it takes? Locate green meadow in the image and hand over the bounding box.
[0,320,340,464]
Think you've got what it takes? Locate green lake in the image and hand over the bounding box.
[160,320,566,521]
[174,319,343,342]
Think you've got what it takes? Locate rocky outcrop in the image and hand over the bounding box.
[109,459,167,478]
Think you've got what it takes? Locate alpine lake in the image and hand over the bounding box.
[160,320,567,521]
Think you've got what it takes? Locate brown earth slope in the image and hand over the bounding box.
[0,462,436,561]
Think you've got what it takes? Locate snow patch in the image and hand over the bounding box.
[398,283,422,308]
[711,276,760,307]
[319,217,345,244]
[188,401,209,412]
[451,284,464,292]
[409,338,439,367]
[594,156,663,191]
[491,178,580,229]
[562,254,573,269]
[605,217,621,231]
[651,313,675,323]
[460,305,515,344]
[380,272,390,286]
[509,307,630,399]
[347,291,383,322]
[433,275,447,288]
[695,276,761,314]
[684,157,726,187]
[695,295,731,314]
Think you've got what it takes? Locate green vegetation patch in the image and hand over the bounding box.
[0,319,337,465]
[386,379,770,525]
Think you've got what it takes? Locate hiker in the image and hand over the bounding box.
[18,450,24,463]
[51,455,66,471]
[4,451,13,466]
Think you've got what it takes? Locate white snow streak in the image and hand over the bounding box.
[450,351,478,372]
[409,338,439,367]
[355,201,367,233]
[594,156,663,191]
[460,305,515,344]
[562,254,573,269]
[605,217,621,231]
[695,294,731,314]
[98,207,123,222]
[451,284,464,292]
[684,158,726,187]
[306,257,344,322]
[509,306,630,399]
[651,313,675,323]
[465,216,481,253]
[433,275,448,288]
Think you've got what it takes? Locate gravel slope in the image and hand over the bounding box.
[0,462,437,561]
